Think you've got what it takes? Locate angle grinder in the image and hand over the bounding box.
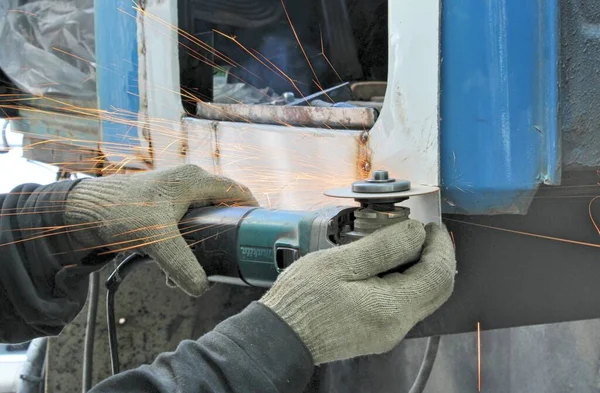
[103,171,437,375]
[180,170,437,287]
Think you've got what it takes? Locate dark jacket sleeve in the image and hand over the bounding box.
[0,181,111,343]
[90,302,314,393]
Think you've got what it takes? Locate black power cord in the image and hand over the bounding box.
[97,250,441,391]
[105,254,152,375]
[407,335,441,393]
[82,272,100,392]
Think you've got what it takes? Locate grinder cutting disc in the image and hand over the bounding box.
[324,170,438,201]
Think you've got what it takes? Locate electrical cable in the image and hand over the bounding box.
[82,272,100,392]
[106,288,118,375]
[99,232,440,388]
[105,254,153,375]
[407,335,441,393]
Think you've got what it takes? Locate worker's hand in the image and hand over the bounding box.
[65,164,257,296]
[260,221,456,364]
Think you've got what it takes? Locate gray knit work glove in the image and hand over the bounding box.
[65,164,257,296]
[260,220,456,364]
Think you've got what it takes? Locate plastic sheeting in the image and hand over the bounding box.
[0,0,96,98]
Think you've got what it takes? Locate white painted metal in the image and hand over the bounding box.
[370,0,440,187]
[138,0,187,168]
[139,0,441,224]
[370,0,441,223]
[0,354,26,393]
[183,118,364,210]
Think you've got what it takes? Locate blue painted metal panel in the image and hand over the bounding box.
[440,0,560,214]
[95,1,141,161]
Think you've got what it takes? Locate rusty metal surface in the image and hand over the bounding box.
[195,102,378,130]
[22,137,101,174]
[17,95,98,111]
[9,102,102,173]
[11,112,99,147]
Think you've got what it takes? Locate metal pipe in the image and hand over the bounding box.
[408,336,441,393]
[82,272,100,392]
[105,254,153,375]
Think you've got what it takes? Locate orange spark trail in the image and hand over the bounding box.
[280,0,320,87]
[445,218,600,249]
[589,196,600,236]
[319,30,343,83]
[477,322,481,392]
[187,226,238,248]
[8,9,37,17]
[128,4,239,67]
[213,29,305,99]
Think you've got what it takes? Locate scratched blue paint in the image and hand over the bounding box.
[440,0,560,214]
[95,0,140,159]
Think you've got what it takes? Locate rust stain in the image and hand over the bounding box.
[180,141,188,157]
[445,218,600,249]
[211,121,222,175]
[146,138,155,168]
[356,131,372,180]
[179,116,189,159]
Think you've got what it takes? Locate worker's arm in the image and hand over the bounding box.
[0,165,256,343]
[90,221,455,393]
[0,180,112,343]
[1,164,455,393]
[90,303,314,393]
